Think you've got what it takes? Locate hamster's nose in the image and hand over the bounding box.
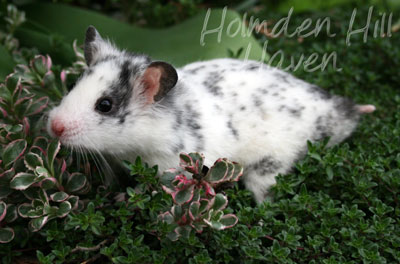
[51,119,65,137]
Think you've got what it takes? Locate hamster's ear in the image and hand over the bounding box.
[141,61,178,103]
[84,26,120,66]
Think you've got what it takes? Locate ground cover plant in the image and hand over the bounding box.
[0,1,399,263]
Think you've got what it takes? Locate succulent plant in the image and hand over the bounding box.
[0,43,88,243]
[159,152,243,241]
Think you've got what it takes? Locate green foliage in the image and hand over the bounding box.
[0,2,399,264]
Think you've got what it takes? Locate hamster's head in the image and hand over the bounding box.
[47,26,178,154]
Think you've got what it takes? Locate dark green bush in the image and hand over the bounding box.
[0,2,399,263]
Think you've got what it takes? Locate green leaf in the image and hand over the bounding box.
[0,201,6,222]
[231,163,243,181]
[0,46,15,82]
[160,169,181,191]
[219,214,238,229]
[57,201,71,218]
[9,172,37,190]
[18,203,33,218]
[50,191,69,202]
[47,140,60,171]
[205,160,229,183]
[18,3,266,66]
[29,215,49,232]
[173,185,195,205]
[0,227,15,243]
[24,152,44,171]
[2,139,27,168]
[211,193,228,211]
[189,201,201,220]
[5,204,18,223]
[66,173,87,193]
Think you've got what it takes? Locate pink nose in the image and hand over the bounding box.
[51,119,65,137]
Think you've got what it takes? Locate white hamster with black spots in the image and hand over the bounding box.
[47,26,375,203]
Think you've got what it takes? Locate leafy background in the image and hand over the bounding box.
[0,0,399,263]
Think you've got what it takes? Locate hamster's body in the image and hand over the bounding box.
[48,27,375,202]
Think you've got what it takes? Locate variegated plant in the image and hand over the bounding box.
[0,38,88,243]
[159,153,243,241]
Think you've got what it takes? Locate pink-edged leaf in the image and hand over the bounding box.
[67,196,79,210]
[174,226,192,239]
[24,152,44,171]
[57,201,71,218]
[199,199,210,214]
[66,173,87,193]
[26,96,49,116]
[38,188,49,204]
[189,201,201,220]
[204,160,229,184]
[158,211,174,224]
[231,162,244,182]
[172,185,195,205]
[5,204,18,223]
[60,70,67,83]
[203,218,220,229]
[179,153,193,167]
[0,201,7,222]
[37,177,57,190]
[46,55,52,71]
[29,215,49,232]
[2,139,27,168]
[160,168,181,190]
[166,231,180,241]
[42,71,55,88]
[0,227,14,243]
[47,140,61,168]
[10,173,37,190]
[162,185,174,195]
[22,117,30,136]
[18,203,33,218]
[202,181,216,196]
[210,193,228,212]
[191,222,205,233]
[60,159,67,175]
[171,205,184,220]
[31,137,48,155]
[31,55,47,76]
[35,167,50,177]
[50,191,69,202]
[0,168,15,181]
[0,106,7,118]
[219,214,238,229]
[14,94,34,107]
[5,73,20,93]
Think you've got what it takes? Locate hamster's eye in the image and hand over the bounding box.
[96,98,113,113]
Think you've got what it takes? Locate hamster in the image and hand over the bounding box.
[47,26,375,203]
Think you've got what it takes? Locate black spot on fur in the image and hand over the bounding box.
[335,97,357,119]
[274,71,291,84]
[253,95,263,107]
[314,115,333,140]
[204,72,224,97]
[227,118,239,140]
[250,156,281,175]
[183,103,205,150]
[96,60,138,121]
[246,63,260,71]
[308,85,332,100]
[186,65,206,74]
[240,106,246,111]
